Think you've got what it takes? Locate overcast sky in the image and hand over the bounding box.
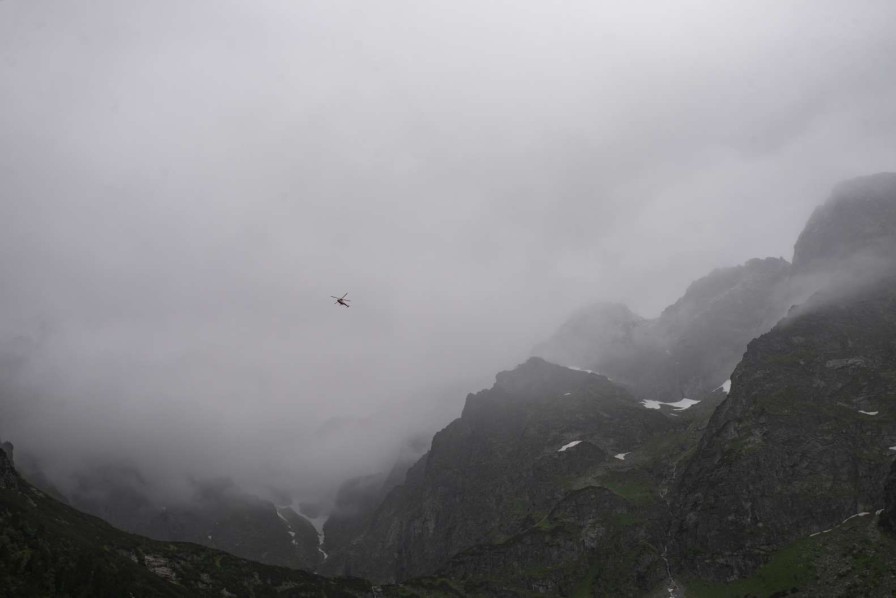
[2,0,895,505]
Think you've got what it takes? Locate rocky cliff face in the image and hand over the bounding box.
[666,173,896,581]
[321,358,679,584]
[879,459,896,534]
[0,440,21,491]
[436,485,667,596]
[671,275,896,580]
[323,451,421,561]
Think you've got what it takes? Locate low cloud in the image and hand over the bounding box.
[1,0,895,507]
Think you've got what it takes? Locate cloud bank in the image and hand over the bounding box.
[1,0,895,504]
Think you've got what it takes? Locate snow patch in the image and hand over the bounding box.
[275,509,300,547]
[721,379,731,393]
[558,440,582,452]
[302,513,329,561]
[563,392,571,396]
[666,398,699,410]
[565,366,612,381]
[810,512,874,537]
[305,514,328,537]
[890,446,896,452]
[614,452,630,460]
[566,366,596,374]
[641,398,700,411]
[858,410,879,415]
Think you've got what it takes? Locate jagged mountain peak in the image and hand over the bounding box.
[659,256,791,322]
[492,356,598,398]
[793,171,896,273]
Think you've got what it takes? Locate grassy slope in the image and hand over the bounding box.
[684,513,896,598]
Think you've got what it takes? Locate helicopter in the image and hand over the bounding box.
[331,292,351,308]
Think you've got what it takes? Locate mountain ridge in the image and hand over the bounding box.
[318,173,896,594]
[4,173,896,596]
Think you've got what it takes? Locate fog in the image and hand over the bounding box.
[2,1,896,506]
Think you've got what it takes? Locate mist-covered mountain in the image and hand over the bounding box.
[4,173,896,596]
[0,439,377,597]
[535,174,896,407]
[320,357,682,585]
[314,173,896,595]
[534,257,794,402]
[321,450,422,564]
[792,172,896,274]
[48,466,327,573]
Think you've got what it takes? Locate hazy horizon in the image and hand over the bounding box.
[2,0,895,508]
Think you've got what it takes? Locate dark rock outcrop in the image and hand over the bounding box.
[671,276,896,580]
[668,174,896,581]
[0,440,21,491]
